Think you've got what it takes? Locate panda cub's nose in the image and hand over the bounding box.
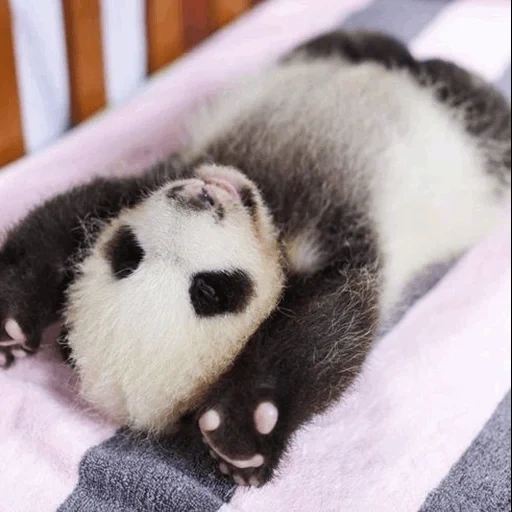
[166,180,217,211]
[186,181,217,209]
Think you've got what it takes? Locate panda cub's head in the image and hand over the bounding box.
[65,165,285,433]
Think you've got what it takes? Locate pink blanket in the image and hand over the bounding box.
[1,1,510,511]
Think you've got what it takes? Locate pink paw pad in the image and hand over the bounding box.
[199,410,221,432]
[254,401,279,434]
[4,319,26,343]
[233,474,248,486]
[11,348,27,359]
[0,352,7,367]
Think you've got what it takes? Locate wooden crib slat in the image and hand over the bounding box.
[146,0,213,73]
[62,0,106,125]
[182,0,211,50]
[209,0,251,30]
[0,0,258,168]
[146,0,184,74]
[0,0,24,166]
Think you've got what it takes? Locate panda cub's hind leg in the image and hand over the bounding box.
[196,260,380,487]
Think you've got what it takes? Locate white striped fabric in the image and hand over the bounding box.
[100,0,147,106]
[411,0,512,81]
[8,0,70,153]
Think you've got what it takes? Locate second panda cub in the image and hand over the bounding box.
[0,31,510,487]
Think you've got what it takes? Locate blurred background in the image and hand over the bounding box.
[0,0,262,168]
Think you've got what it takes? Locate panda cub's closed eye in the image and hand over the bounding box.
[190,270,254,317]
[106,225,145,279]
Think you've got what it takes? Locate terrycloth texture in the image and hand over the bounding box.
[0,1,510,511]
[58,429,234,512]
[420,392,511,512]
[0,327,116,512]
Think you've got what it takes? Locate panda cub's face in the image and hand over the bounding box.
[65,165,285,433]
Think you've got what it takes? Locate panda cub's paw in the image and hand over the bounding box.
[0,342,33,369]
[1,248,52,366]
[198,385,283,487]
[0,269,46,367]
[0,318,38,368]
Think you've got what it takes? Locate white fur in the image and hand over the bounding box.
[363,70,508,316]
[285,231,325,275]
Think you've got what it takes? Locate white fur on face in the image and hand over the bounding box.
[65,166,284,433]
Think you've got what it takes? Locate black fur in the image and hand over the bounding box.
[286,30,419,72]
[189,270,254,317]
[239,187,258,218]
[0,158,188,365]
[0,31,510,486]
[106,226,145,279]
[57,326,74,367]
[417,59,511,186]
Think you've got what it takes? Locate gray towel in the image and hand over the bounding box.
[420,392,511,512]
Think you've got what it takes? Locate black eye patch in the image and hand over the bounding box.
[189,269,254,317]
[105,225,145,279]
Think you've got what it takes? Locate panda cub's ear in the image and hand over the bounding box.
[105,225,145,279]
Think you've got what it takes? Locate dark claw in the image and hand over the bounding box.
[0,347,16,368]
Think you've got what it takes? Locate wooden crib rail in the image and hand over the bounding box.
[0,0,24,164]
[0,0,262,168]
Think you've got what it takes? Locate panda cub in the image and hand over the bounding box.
[0,32,510,486]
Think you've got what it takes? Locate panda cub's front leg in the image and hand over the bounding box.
[0,176,153,368]
[0,220,71,367]
[198,266,380,486]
